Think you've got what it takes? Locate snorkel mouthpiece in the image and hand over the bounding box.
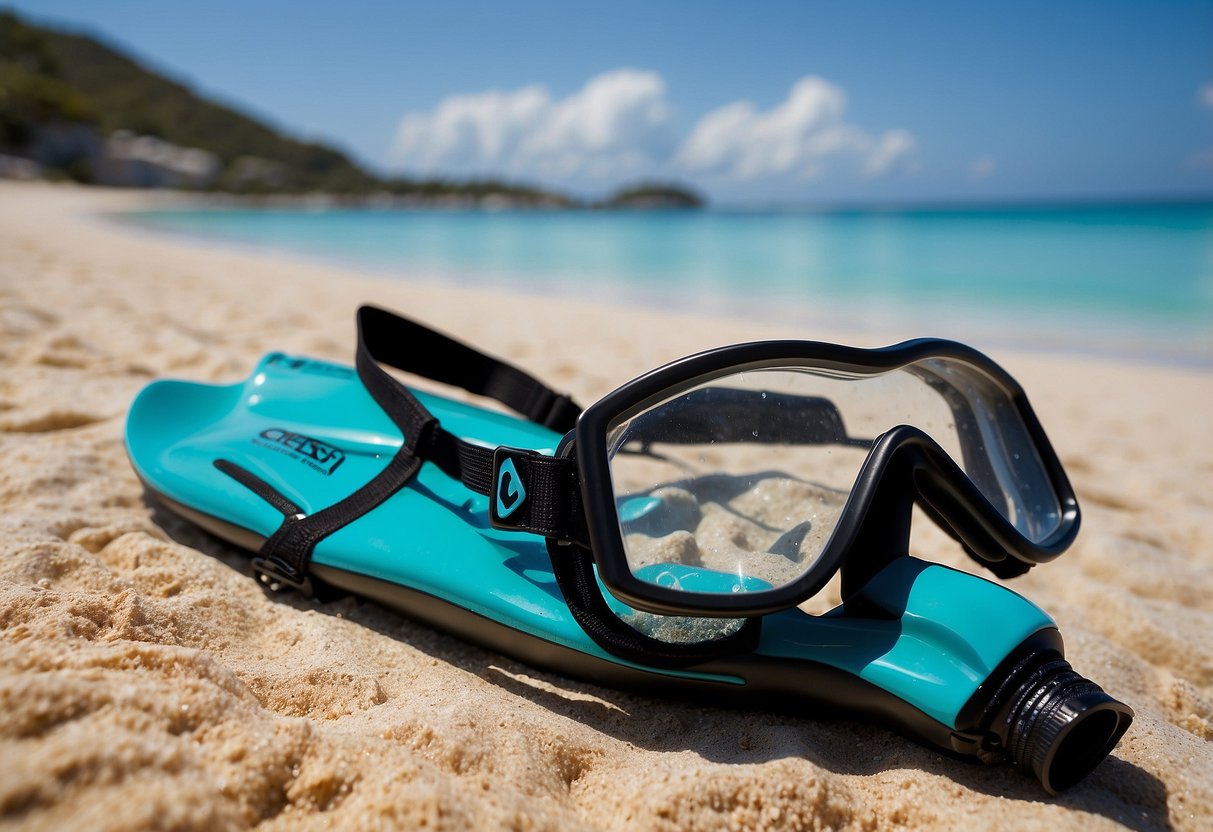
[959,647,1134,794]
[1001,657,1133,794]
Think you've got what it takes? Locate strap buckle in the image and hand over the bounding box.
[487,446,583,543]
[251,555,313,595]
[489,446,537,531]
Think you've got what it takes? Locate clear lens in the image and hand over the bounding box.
[605,359,1061,596]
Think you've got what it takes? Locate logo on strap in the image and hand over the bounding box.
[495,456,526,519]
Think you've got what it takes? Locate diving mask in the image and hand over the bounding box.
[328,306,1080,662]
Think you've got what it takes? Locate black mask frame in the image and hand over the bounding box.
[551,339,1080,619]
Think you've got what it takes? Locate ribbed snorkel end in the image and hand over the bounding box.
[1003,658,1134,794]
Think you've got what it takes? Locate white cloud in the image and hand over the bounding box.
[1200,82,1213,110]
[674,76,916,180]
[865,129,917,176]
[391,71,918,189]
[968,156,997,181]
[391,69,673,180]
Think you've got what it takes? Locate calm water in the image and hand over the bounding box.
[127,202,1213,363]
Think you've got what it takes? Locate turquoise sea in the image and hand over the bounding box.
[127,202,1213,365]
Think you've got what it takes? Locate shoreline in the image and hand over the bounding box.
[2,181,1211,830]
[112,195,1213,371]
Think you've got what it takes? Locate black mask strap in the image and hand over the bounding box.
[356,305,580,434]
[354,306,585,541]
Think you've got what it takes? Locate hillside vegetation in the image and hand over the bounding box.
[37,19,376,193]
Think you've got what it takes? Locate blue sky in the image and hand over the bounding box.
[9,0,1213,203]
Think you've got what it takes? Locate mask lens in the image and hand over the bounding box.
[605,360,1061,597]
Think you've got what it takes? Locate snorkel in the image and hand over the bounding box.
[126,305,1134,796]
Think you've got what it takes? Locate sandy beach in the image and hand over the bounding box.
[1,180,1210,830]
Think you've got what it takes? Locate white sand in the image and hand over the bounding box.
[1,181,1210,830]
